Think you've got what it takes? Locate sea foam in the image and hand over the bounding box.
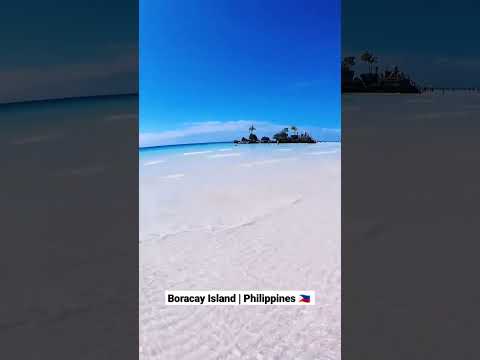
[161,173,185,179]
[208,153,241,158]
[183,150,213,156]
[144,160,166,166]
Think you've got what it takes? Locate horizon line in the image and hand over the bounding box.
[139,141,233,151]
[139,140,341,150]
[0,92,138,107]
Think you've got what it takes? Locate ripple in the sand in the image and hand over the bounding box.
[144,160,166,166]
[208,153,241,158]
[240,157,297,167]
[161,173,185,179]
[307,150,338,155]
[183,150,213,156]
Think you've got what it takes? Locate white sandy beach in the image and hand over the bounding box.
[140,142,341,359]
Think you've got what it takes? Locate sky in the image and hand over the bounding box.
[343,0,480,87]
[0,1,137,104]
[140,0,340,147]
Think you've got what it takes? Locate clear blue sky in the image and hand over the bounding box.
[140,0,340,146]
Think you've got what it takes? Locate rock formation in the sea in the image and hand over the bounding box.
[273,129,289,142]
[234,125,316,144]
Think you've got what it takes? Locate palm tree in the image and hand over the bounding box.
[370,55,378,73]
[290,125,298,135]
[342,56,356,70]
[360,51,377,74]
[360,51,370,70]
[248,124,256,134]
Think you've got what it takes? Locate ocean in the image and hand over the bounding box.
[139,141,340,165]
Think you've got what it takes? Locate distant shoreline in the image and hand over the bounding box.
[0,92,138,107]
[139,141,232,151]
[139,140,340,151]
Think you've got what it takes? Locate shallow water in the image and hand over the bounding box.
[139,142,341,359]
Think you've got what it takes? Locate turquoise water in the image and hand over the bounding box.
[139,142,336,159]
[139,142,233,158]
[139,141,341,170]
[140,141,339,155]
